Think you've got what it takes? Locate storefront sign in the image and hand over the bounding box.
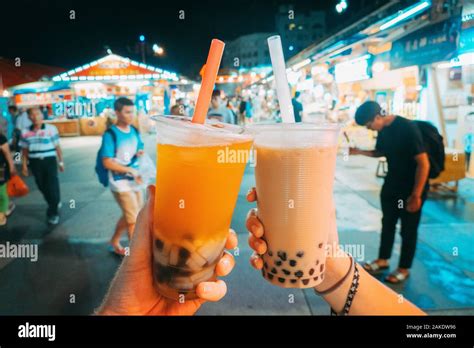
[391,16,461,69]
[334,54,372,83]
[14,91,71,106]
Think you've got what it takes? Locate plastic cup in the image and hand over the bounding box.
[251,122,340,288]
[152,116,253,300]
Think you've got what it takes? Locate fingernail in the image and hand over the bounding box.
[220,258,230,270]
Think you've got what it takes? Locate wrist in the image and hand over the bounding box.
[314,251,351,292]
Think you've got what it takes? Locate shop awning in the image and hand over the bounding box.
[11,81,71,95]
[51,54,180,82]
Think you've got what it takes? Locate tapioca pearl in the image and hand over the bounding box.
[315,259,320,266]
[263,262,268,269]
[270,267,278,274]
[155,239,164,250]
[309,268,315,276]
[261,268,266,277]
[268,250,273,257]
[296,251,304,258]
[275,260,282,267]
[289,260,297,267]
[320,264,325,272]
[294,270,304,278]
[290,279,297,284]
[178,247,190,266]
[267,273,274,280]
[278,277,285,283]
[277,251,287,261]
[318,243,323,248]
[313,276,319,281]
[282,269,291,275]
[302,279,310,285]
[320,273,324,280]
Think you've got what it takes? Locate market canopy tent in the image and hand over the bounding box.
[0,58,65,90]
[51,53,180,82]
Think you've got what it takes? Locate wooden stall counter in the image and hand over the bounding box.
[430,148,466,192]
[44,119,80,137]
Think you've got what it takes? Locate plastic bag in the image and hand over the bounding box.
[7,175,29,197]
[137,154,156,186]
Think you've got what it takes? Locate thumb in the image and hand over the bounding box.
[124,185,155,270]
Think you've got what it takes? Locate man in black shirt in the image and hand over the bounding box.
[350,101,430,284]
[292,91,303,123]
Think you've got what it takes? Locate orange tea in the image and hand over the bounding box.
[152,116,252,300]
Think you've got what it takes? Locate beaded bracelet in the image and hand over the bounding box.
[331,263,360,316]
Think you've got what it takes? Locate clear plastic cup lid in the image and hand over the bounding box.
[248,122,341,148]
[152,115,253,146]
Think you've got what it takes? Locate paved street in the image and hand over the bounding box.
[0,133,473,315]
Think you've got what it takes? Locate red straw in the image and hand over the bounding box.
[192,39,225,124]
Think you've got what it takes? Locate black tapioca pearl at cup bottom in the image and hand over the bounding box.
[295,270,304,278]
[313,276,319,281]
[302,279,310,285]
[154,239,164,251]
[290,279,297,284]
[177,247,190,266]
[320,264,325,272]
[277,251,287,261]
[268,250,273,257]
[318,243,323,248]
[263,262,268,270]
[282,269,291,275]
[275,260,282,267]
[261,269,266,277]
[289,260,297,267]
[320,273,325,280]
[296,251,304,258]
[278,277,285,283]
[309,268,315,276]
[270,267,278,274]
[315,259,320,266]
[267,273,274,280]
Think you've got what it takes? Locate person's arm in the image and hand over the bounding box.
[1,142,17,176]
[21,148,29,176]
[406,152,430,212]
[314,251,425,315]
[349,148,384,157]
[56,146,65,172]
[102,157,137,175]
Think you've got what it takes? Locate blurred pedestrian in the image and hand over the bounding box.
[98,97,145,256]
[170,104,186,116]
[208,89,235,124]
[20,107,64,225]
[226,99,237,125]
[292,91,303,123]
[0,132,17,225]
[464,113,474,172]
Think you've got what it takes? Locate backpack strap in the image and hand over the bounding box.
[104,127,118,157]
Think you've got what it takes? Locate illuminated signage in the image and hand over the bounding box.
[334,54,372,83]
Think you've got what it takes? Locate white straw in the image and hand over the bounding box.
[267,35,295,124]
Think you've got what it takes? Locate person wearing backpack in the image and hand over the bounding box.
[349,101,432,284]
[97,97,145,256]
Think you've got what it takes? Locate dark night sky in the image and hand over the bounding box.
[1,0,389,78]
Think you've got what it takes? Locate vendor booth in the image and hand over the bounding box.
[8,54,194,136]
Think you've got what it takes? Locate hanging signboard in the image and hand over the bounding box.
[390,16,462,69]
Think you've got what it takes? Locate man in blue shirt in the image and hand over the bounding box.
[100,97,145,256]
